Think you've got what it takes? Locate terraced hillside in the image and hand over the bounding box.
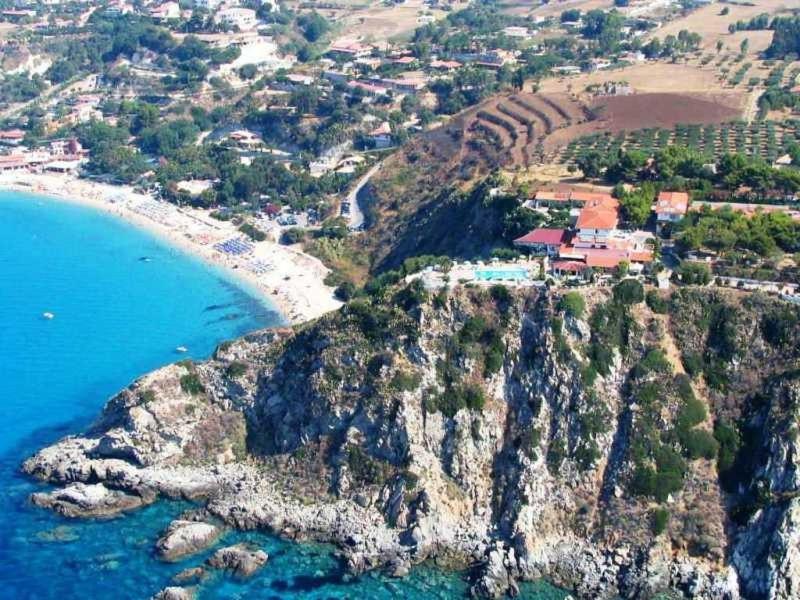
[462,91,594,169]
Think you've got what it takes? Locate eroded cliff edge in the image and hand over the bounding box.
[22,284,800,599]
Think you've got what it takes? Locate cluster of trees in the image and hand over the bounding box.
[728,12,770,33]
[676,206,800,257]
[43,16,239,91]
[579,145,800,195]
[641,30,702,59]
[581,9,624,53]
[767,17,800,59]
[0,73,46,104]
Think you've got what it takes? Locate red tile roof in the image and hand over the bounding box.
[655,191,689,216]
[514,228,566,246]
[552,260,587,272]
[576,206,618,230]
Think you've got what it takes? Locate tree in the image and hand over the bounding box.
[619,183,656,228]
[716,40,724,53]
[678,262,711,285]
[558,292,586,318]
[613,279,644,304]
[740,38,749,54]
[297,11,330,42]
[577,150,609,179]
[238,63,258,79]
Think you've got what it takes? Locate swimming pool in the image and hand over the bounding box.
[474,267,531,281]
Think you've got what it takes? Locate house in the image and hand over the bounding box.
[574,201,619,248]
[194,0,223,9]
[149,2,180,20]
[368,121,392,149]
[502,26,533,39]
[0,129,26,145]
[654,191,689,228]
[513,228,567,256]
[328,38,374,59]
[216,8,257,31]
[430,59,462,71]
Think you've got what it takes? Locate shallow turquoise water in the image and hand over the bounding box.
[0,191,567,599]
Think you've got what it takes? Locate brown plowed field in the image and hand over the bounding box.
[591,93,740,129]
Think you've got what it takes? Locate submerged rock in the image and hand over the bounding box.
[29,483,147,518]
[34,525,79,543]
[206,543,268,578]
[172,566,208,585]
[155,520,221,562]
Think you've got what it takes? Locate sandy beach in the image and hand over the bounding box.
[0,172,342,324]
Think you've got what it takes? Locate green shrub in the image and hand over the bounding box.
[489,284,512,304]
[652,508,670,535]
[558,292,586,319]
[390,370,422,392]
[676,395,707,430]
[238,222,266,241]
[613,279,644,305]
[226,361,247,378]
[636,348,672,376]
[679,428,719,460]
[484,346,504,376]
[140,389,156,404]
[645,290,669,313]
[180,372,205,396]
[714,420,740,473]
[347,446,392,485]
[679,262,711,285]
[681,351,704,377]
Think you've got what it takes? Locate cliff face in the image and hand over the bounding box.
[22,285,800,599]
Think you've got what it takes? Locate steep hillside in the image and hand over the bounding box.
[22,285,800,599]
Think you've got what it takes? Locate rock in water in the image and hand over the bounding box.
[206,543,268,578]
[155,520,221,562]
[29,483,146,518]
[151,586,194,600]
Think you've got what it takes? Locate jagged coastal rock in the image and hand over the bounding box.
[151,586,194,600]
[21,286,800,598]
[30,482,150,518]
[155,520,221,562]
[205,543,268,578]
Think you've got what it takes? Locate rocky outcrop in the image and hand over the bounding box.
[30,482,150,518]
[155,520,221,562]
[21,287,800,598]
[205,544,268,578]
[151,586,194,600]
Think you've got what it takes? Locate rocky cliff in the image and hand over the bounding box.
[22,283,800,599]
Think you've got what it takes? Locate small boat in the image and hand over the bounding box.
[42,312,55,320]
[175,346,188,353]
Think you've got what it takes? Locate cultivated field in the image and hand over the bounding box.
[560,118,800,165]
[300,0,452,44]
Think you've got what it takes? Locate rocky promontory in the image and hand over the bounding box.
[21,285,800,598]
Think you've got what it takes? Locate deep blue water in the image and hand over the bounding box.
[0,191,567,599]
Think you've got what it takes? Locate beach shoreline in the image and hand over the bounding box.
[0,172,342,324]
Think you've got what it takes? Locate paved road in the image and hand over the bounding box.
[343,162,381,230]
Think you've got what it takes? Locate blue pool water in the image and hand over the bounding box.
[474,267,531,281]
[0,191,567,599]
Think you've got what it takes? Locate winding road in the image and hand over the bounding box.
[344,161,381,230]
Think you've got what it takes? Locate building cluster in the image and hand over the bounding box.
[514,189,691,275]
[0,136,87,174]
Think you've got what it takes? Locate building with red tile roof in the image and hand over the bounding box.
[513,228,567,256]
[654,191,689,223]
[575,205,619,248]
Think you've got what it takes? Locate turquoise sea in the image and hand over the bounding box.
[0,191,567,599]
